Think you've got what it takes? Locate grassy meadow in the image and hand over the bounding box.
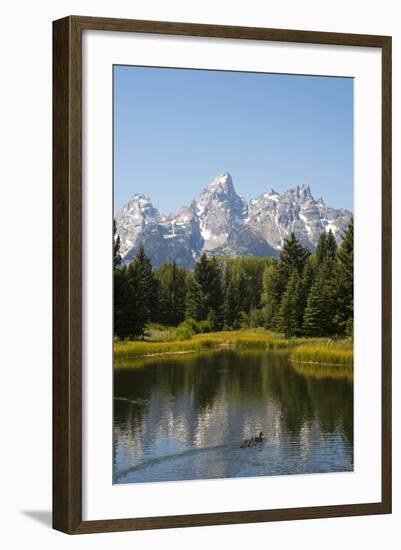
[114,326,353,367]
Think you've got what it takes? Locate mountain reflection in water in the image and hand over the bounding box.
[113,350,353,484]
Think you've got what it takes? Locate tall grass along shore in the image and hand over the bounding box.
[289,340,353,367]
[114,328,353,367]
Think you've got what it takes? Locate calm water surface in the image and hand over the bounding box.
[113,350,353,484]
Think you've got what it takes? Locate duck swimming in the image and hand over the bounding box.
[240,432,263,448]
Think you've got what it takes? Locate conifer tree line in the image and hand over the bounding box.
[114,220,353,340]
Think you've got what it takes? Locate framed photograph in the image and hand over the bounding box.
[53,16,392,534]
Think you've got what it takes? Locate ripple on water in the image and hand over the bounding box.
[113,350,353,484]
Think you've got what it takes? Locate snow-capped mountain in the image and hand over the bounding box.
[115,172,352,269]
[117,194,161,259]
[248,184,351,251]
[195,173,248,251]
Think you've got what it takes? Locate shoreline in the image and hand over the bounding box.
[114,331,353,367]
[119,349,200,359]
[289,358,353,368]
[114,342,237,362]
[142,342,233,355]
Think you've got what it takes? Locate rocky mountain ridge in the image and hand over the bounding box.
[115,172,352,269]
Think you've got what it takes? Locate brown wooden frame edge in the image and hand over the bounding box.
[52,15,392,535]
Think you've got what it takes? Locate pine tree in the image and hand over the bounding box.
[326,230,337,261]
[223,269,241,329]
[150,275,160,324]
[112,221,351,340]
[169,261,187,325]
[316,230,337,266]
[303,231,339,336]
[193,254,223,328]
[154,261,187,325]
[280,232,311,276]
[297,255,317,334]
[134,244,154,308]
[302,265,336,336]
[301,255,316,297]
[225,256,269,313]
[126,245,154,337]
[261,260,286,328]
[315,232,327,265]
[302,278,327,336]
[237,269,252,315]
[185,274,204,321]
[193,253,210,320]
[113,219,126,338]
[275,274,301,337]
[334,219,354,335]
[207,256,224,327]
[114,266,131,339]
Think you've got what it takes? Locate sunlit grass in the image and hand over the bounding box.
[289,340,353,367]
[193,329,290,348]
[114,328,353,367]
[114,329,284,363]
[114,338,215,362]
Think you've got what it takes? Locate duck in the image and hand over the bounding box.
[240,432,264,448]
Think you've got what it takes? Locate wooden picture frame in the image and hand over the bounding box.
[53,15,392,534]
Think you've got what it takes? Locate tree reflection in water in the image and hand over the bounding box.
[113,350,353,484]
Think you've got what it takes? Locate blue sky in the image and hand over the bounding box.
[114,65,353,214]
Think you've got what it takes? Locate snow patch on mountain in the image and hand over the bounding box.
[115,173,352,269]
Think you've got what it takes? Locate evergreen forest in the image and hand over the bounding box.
[114,220,353,341]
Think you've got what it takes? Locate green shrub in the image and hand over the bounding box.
[198,319,213,333]
[184,318,201,334]
[147,322,169,332]
[248,308,265,328]
[239,312,250,329]
[206,310,220,331]
[175,321,195,340]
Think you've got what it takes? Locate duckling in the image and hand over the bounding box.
[249,437,256,447]
[240,438,251,448]
[255,431,264,442]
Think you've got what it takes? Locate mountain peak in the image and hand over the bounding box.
[206,172,234,193]
[197,172,246,211]
[284,184,313,201]
[116,175,352,269]
[298,184,312,197]
[194,172,248,252]
[126,192,152,205]
[117,192,159,222]
[196,172,240,207]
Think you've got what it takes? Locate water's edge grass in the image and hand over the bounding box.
[114,329,353,367]
[289,342,353,367]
